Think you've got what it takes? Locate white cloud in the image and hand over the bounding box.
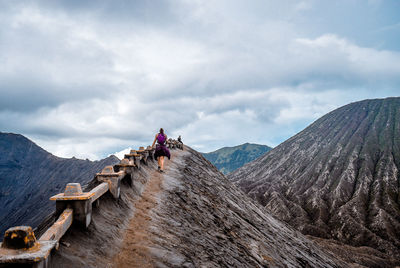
[110,147,131,160]
[295,1,314,11]
[295,34,400,81]
[0,1,399,159]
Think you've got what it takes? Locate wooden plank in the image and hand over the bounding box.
[89,182,109,203]
[39,208,73,242]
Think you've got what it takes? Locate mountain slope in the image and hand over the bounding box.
[202,143,272,174]
[50,146,345,267]
[0,132,119,237]
[229,97,400,265]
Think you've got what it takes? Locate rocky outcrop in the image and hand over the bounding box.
[50,146,346,267]
[0,133,119,238]
[229,97,400,267]
[202,143,272,174]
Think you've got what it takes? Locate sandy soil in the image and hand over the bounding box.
[112,154,174,268]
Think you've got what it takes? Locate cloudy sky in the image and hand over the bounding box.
[0,0,399,159]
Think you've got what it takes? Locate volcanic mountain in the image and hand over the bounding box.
[229,97,400,266]
[202,143,272,174]
[47,146,346,267]
[0,132,119,237]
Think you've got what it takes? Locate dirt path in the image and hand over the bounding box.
[112,154,174,268]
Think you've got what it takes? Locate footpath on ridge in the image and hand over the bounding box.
[112,149,178,267]
[49,146,345,268]
[111,148,344,267]
[0,140,183,268]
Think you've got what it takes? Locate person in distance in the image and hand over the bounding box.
[151,128,171,172]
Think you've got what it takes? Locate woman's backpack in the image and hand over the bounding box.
[157,133,166,145]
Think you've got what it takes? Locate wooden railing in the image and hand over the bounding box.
[0,139,183,267]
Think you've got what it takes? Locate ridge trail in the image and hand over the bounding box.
[49,146,345,267]
[112,150,178,268]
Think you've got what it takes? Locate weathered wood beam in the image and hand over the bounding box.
[39,208,73,242]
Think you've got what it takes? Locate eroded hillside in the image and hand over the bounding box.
[229,97,400,267]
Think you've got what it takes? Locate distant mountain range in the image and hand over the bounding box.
[229,97,400,266]
[202,143,272,174]
[0,132,119,238]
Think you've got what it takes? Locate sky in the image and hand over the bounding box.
[0,0,399,160]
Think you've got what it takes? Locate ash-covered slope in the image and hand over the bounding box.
[229,97,400,266]
[51,146,345,267]
[0,132,119,237]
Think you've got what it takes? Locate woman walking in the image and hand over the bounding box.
[152,128,171,172]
